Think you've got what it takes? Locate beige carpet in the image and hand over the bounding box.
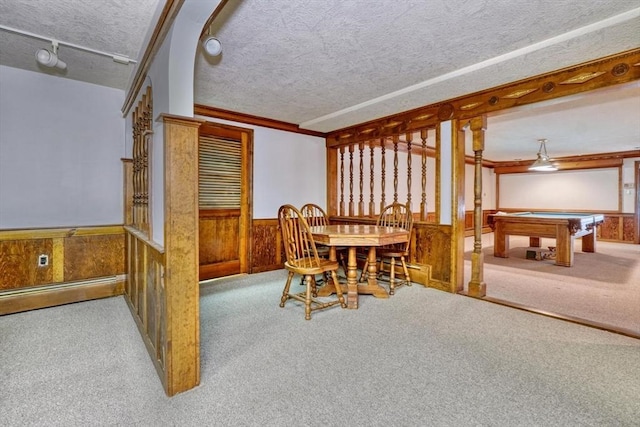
[464,234,640,336]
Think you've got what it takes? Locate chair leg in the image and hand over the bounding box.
[359,259,369,282]
[330,270,347,308]
[389,257,396,295]
[401,256,412,287]
[280,271,294,307]
[304,275,313,320]
[339,252,348,277]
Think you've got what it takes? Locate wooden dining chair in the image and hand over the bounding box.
[278,204,346,320]
[360,202,413,295]
[300,203,348,274]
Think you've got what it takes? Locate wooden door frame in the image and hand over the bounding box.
[199,121,254,275]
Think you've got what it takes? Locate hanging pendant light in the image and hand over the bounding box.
[528,139,557,171]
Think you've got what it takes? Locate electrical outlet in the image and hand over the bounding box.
[38,254,49,267]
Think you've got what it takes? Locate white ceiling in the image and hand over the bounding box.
[1,0,639,162]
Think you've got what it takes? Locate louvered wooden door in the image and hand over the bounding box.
[198,124,251,280]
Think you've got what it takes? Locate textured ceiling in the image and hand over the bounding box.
[0,0,160,89]
[1,0,639,161]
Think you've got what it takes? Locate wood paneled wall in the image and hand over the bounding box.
[598,213,636,242]
[250,219,282,273]
[124,227,167,386]
[0,225,125,314]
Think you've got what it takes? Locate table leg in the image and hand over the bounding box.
[529,237,541,247]
[555,225,574,267]
[582,229,596,253]
[346,247,359,309]
[493,225,508,258]
[353,247,389,300]
[318,246,388,306]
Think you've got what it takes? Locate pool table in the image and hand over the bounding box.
[487,212,604,267]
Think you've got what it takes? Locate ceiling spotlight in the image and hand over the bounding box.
[528,139,557,171]
[35,40,66,70]
[202,36,222,57]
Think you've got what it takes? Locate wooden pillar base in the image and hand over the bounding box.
[467,251,486,297]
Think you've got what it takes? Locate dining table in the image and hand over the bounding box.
[309,224,409,309]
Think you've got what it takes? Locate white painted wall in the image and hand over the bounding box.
[0,66,125,229]
[498,168,621,211]
[196,117,327,219]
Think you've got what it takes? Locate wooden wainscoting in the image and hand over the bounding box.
[0,225,125,315]
[598,213,636,243]
[124,226,167,389]
[250,218,282,273]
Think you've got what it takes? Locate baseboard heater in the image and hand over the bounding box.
[0,275,126,315]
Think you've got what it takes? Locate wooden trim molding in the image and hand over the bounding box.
[0,276,125,315]
[327,49,640,147]
[122,0,183,116]
[493,157,625,174]
[0,225,124,241]
[195,104,326,137]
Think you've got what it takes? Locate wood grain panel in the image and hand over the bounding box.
[124,226,167,386]
[161,114,201,396]
[599,216,621,241]
[199,216,239,264]
[251,219,281,273]
[0,239,53,290]
[413,223,452,289]
[622,216,635,242]
[64,234,125,281]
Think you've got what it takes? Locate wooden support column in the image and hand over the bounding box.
[339,147,345,216]
[349,144,355,216]
[326,146,338,216]
[406,132,412,212]
[451,120,465,293]
[380,138,386,212]
[358,142,365,216]
[467,116,487,297]
[161,114,203,396]
[369,142,376,216]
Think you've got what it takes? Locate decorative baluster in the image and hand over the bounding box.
[340,147,345,216]
[420,129,428,221]
[349,144,354,216]
[132,108,140,228]
[369,142,375,216]
[406,132,412,211]
[358,142,364,216]
[393,135,399,204]
[380,138,386,212]
[142,112,151,234]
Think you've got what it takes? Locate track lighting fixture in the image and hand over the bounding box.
[0,24,137,67]
[202,35,222,57]
[35,40,66,70]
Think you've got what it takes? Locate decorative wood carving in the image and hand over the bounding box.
[251,219,282,273]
